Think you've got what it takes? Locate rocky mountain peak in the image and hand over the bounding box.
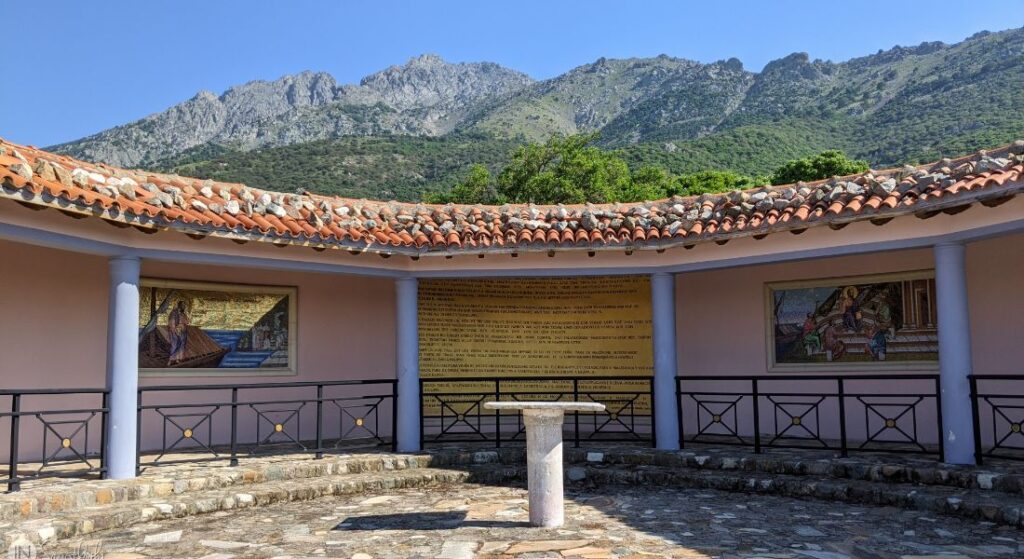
[407,53,447,67]
[48,27,1024,173]
[192,90,219,102]
[761,52,811,73]
[50,56,534,167]
[719,57,744,72]
[358,53,534,111]
[758,52,829,83]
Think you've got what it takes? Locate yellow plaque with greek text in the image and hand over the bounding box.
[419,276,653,413]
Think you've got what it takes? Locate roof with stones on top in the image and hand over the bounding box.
[1,138,1022,256]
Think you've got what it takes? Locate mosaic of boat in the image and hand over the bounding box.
[139,325,229,369]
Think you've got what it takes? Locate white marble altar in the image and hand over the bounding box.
[483,401,606,527]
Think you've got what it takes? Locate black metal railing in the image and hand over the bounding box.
[2,388,109,492]
[970,374,1024,463]
[676,374,943,457]
[137,379,397,469]
[420,376,655,447]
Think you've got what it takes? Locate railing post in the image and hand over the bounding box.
[391,380,399,452]
[573,380,580,448]
[935,375,945,461]
[494,380,502,448]
[751,379,761,454]
[837,378,848,458]
[315,384,324,459]
[135,389,142,476]
[969,375,982,465]
[418,378,425,451]
[676,377,684,449]
[100,391,109,479]
[8,394,21,492]
[649,378,657,448]
[229,387,239,466]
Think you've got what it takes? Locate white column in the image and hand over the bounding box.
[651,272,680,450]
[523,408,565,527]
[395,277,421,452]
[935,243,976,465]
[106,256,140,479]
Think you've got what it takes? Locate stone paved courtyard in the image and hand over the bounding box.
[36,483,1022,559]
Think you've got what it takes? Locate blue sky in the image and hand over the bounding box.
[2,1,1020,147]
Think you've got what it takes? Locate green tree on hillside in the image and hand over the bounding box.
[496,134,632,204]
[627,166,677,201]
[429,164,498,204]
[428,134,644,204]
[670,170,767,197]
[426,137,876,205]
[770,150,869,185]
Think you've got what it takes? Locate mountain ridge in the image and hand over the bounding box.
[52,55,534,167]
[49,27,1024,201]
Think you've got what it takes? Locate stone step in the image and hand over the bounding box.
[573,449,1024,497]
[2,467,473,553]
[442,446,1024,496]
[5,447,1020,546]
[466,462,1024,528]
[0,452,437,523]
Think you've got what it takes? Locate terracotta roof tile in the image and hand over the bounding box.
[1,138,1023,256]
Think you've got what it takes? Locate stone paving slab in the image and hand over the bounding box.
[6,444,1024,545]
[29,483,1024,559]
[559,465,1024,528]
[7,443,1022,522]
[1,468,473,552]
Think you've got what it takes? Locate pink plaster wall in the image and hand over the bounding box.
[134,261,398,457]
[674,233,1024,447]
[0,240,398,463]
[139,260,396,384]
[964,234,1024,452]
[677,248,933,374]
[674,233,1024,375]
[0,242,400,387]
[0,241,111,465]
[0,241,110,388]
[965,233,1024,375]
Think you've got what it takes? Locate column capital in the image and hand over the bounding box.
[934,241,965,251]
[650,271,674,280]
[108,255,141,281]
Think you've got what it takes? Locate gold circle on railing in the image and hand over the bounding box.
[884,418,896,429]
[791,417,802,426]
[609,413,618,420]
[61,438,72,448]
[712,414,722,423]
[456,414,465,422]
[274,423,284,432]
[355,418,364,426]
[1012,423,1022,433]
[183,428,194,438]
